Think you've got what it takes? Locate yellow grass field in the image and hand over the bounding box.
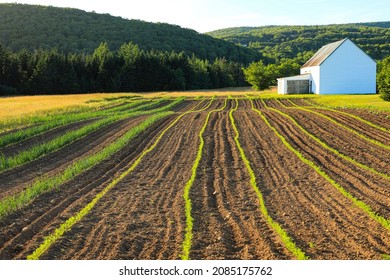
[1,88,389,123]
[0,93,136,122]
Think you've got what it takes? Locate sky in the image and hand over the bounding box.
[0,0,389,33]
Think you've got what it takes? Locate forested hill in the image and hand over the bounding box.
[0,3,260,63]
[207,23,390,61]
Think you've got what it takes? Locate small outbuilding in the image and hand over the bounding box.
[278,38,377,94]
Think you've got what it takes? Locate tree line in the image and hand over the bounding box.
[208,24,390,62]
[378,57,390,101]
[0,42,247,95]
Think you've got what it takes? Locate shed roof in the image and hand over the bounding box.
[277,74,311,81]
[301,38,347,68]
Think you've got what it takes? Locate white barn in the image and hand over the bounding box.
[278,38,377,94]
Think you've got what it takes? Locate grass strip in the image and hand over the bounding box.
[230,98,308,260]
[260,99,390,181]
[275,99,390,151]
[103,99,161,114]
[0,117,118,172]
[0,112,171,219]
[0,97,187,218]
[0,98,184,170]
[26,98,213,260]
[0,105,97,133]
[0,113,101,149]
[289,99,390,133]
[0,97,173,148]
[181,98,227,260]
[251,99,390,232]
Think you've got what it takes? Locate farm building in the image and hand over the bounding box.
[277,38,377,94]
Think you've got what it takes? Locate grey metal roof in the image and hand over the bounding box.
[301,38,348,68]
[277,74,311,80]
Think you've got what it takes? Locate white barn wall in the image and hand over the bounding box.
[318,40,376,94]
[300,66,320,94]
[278,38,377,95]
[277,79,286,94]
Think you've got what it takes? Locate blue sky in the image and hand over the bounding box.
[1,0,389,32]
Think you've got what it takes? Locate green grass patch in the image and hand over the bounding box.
[312,94,390,112]
[230,98,308,260]
[254,92,390,112]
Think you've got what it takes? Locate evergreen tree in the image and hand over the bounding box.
[0,42,250,95]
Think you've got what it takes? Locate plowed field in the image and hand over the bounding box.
[0,97,389,260]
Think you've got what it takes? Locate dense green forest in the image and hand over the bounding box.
[208,23,390,62]
[0,3,389,98]
[0,4,261,64]
[0,42,248,95]
[378,57,390,101]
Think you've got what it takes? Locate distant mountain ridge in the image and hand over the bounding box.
[0,3,260,63]
[355,22,390,28]
[1,3,389,64]
[207,22,390,61]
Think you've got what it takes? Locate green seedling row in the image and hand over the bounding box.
[231,99,308,260]
[0,97,173,149]
[288,99,390,133]
[0,98,184,171]
[181,98,227,260]
[259,99,390,181]
[27,98,214,260]
[0,105,97,133]
[251,100,390,232]
[0,112,172,219]
[103,98,161,114]
[0,117,118,172]
[0,97,185,218]
[275,99,390,151]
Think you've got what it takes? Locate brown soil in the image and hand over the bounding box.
[0,98,389,260]
[261,109,390,220]
[189,100,292,260]
[0,114,176,260]
[0,99,192,200]
[306,108,389,145]
[339,109,390,130]
[22,109,210,260]
[235,100,390,259]
[273,107,390,175]
[284,98,390,131]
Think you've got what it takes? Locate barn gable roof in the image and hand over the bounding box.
[301,38,347,68]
